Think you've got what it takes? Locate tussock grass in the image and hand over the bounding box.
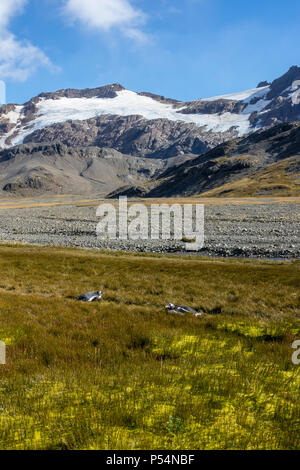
[0,246,299,449]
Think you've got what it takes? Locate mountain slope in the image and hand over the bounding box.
[1,67,299,158]
[0,67,299,198]
[200,157,300,197]
[0,143,195,196]
[144,122,300,197]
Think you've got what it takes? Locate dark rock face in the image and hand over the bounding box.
[267,66,300,99]
[257,81,271,88]
[145,122,300,197]
[138,92,183,107]
[246,67,300,129]
[180,99,245,115]
[106,185,148,198]
[23,115,234,158]
[250,100,300,129]
[37,83,125,101]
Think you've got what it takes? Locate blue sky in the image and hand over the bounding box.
[1,0,300,104]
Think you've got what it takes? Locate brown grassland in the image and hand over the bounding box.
[0,245,299,449]
[0,195,300,211]
[200,158,300,198]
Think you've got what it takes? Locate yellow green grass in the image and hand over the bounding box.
[201,158,300,197]
[0,245,299,450]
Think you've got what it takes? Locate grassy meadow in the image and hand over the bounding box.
[0,245,299,450]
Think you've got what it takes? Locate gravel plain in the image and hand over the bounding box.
[0,198,299,259]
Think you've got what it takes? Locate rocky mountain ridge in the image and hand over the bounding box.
[0,66,299,159]
[0,67,299,197]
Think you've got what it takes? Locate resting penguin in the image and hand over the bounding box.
[76,291,103,302]
[165,303,203,317]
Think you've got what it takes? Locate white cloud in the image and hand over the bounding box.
[0,0,57,82]
[63,0,148,42]
[0,33,57,82]
[0,0,27,31]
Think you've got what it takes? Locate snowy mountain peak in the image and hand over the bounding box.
[0,67,299,157]
[200,85,270,103]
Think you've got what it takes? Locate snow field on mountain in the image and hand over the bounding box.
[1,86,273,147]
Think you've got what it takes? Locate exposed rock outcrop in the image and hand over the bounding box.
[1,67,299,157]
